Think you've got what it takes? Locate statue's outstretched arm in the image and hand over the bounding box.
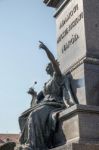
[39,41,61,76]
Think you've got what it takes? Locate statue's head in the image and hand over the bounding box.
[46,62,54,76]
[27,87,37,96]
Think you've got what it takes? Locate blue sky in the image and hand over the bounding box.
[0,0,56,133]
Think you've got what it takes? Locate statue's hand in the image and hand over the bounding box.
[39,41,48,50]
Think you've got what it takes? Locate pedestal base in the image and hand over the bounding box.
[51,143,99,150]
[53,105,99,148]
[60,105,99,143]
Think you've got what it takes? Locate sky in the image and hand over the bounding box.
[0,0,57,133]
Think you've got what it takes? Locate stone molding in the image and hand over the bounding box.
[43,0,61,8]
[54,0,70,17]
[59,104,99,120]
[51,143,99,150]
[63,56,99,75]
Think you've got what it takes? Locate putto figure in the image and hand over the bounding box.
[16,41,75,150]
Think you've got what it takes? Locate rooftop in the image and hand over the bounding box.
[0,134,19,144]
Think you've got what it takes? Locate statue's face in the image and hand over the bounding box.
[46,63,54,76]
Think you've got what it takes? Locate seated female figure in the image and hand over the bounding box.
[17,42,75,150]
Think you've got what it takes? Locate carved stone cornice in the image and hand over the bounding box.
[43,0,61,8]
[63,56,99,75]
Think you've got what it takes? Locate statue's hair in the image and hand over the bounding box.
[47,59,60,67]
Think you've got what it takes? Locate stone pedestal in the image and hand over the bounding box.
[51,143,99,150]
[55,0,99,72]
[44,0,99,106]
[67,61,99,106]
[54,0,99,106]
[59,105,99,144]
[51,105,99,150]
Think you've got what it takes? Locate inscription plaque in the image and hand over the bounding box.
[55,0,86,73]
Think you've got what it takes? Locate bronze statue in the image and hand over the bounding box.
[16,42,75,150]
